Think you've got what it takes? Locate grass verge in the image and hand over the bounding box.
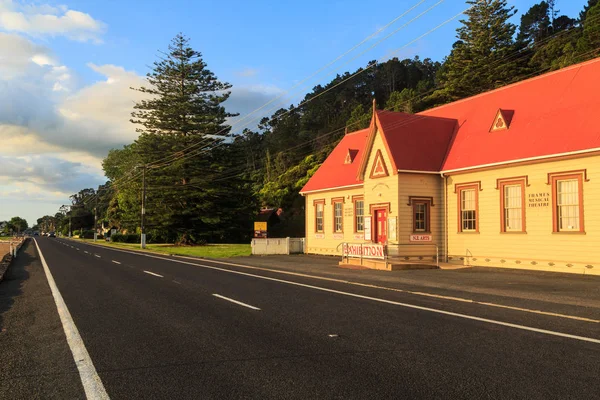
[71,238,251,258]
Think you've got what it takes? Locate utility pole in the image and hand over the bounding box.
[94,192,98,242]
[141,164,147,249]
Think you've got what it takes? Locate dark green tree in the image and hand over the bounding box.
[518,2,551,46]
[577,2,600,55]
[434,0,517,102]
[8,216,28,233]
[131,33,235,138]
[580,0,599,23]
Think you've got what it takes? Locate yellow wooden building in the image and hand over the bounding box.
[300,58,600,275]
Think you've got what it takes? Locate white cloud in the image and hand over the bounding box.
[0,32,287,224]
[0,0,106,42]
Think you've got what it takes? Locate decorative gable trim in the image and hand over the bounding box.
[490,109,514,132]
[369,149,389,179]
[356,108,398,180]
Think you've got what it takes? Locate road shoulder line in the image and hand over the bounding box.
[33,239,110,399]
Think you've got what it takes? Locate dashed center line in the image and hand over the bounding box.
[112,260,121,264]
[212,294,261,310]
[84,251,89,254]
[94,254,101,258]
[143,270,164,278]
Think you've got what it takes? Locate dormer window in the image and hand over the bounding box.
[345,149,358,164]
[490,109,514,132]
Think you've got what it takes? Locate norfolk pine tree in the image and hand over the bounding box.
[125,34,254,244]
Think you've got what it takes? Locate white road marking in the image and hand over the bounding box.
[172,280,182,285]
[68,242,600,342]
[84,251,89,254]
[33,239,110,399]
[173,257,600,324]
[94,254,101,258]
[76,248,80,251]
[143,270,163,278]
[212,294,261,310]
[111,260,121,265]
[328,334,339,338]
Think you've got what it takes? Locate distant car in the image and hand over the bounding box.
[48,232,56,238]
[33,232,39,236]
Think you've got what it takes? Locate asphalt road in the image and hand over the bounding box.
[1,237,599,399]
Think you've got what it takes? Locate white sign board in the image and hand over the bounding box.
[342,243,385,260]
[410,234,432,242]
[388,217,397,241]
[364,216,372,241]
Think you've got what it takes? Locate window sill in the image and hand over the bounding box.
[412,232,432,234]
[552,231,586,235]
[457,231,480,234]
[500,231,528,234]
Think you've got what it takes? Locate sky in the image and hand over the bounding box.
[0,0,589,227]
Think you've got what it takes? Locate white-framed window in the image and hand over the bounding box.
[503,184,523,231]
[460,188,477,231]
[556,179,580,231]
[315,202,324,232]
[355,200,364,232]
[333,201,343,232]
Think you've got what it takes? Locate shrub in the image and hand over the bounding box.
[81,230,95,239]
[111,233,153,243]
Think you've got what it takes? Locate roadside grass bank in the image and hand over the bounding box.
[70,238,251,258]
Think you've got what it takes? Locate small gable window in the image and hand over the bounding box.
[490,109,514,132]
[345,149,359,164]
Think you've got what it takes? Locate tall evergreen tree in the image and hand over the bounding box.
[131,33,236,138]
[434,0,517,102]
[104,34,255,244]
[580,0,599,23]
[518,2,551,46]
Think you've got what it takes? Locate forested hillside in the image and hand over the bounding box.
[41,0,600,244]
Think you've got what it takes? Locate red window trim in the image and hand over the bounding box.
[498,178,527,233]
[549,172,585,233]
[352,196,365,233]
[313,199,325,233]
[332,198,344,233]
[456,183,480,233]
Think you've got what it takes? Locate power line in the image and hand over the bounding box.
[144,0,446,170]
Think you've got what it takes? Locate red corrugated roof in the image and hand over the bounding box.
[299,128,369,193]
[421,57,600,171]
[376,110,457,172]
[301,58,600,193]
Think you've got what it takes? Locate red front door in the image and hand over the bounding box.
[374,209,387,244]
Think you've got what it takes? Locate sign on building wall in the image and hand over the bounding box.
[528,192,550,208]
[342,243,385,260]
[410,234,432,242]
[364,216,372,240]
[254,222,267,238]
[388,217,397,241]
